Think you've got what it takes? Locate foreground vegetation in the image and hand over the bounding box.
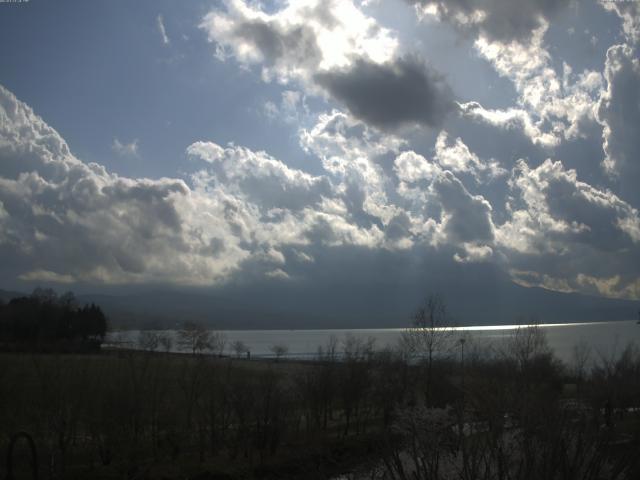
[1,293,639,479]
[1,324,640,479]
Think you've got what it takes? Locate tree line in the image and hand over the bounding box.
[0,288,107,351]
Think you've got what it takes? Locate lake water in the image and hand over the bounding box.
[108,320,640,364]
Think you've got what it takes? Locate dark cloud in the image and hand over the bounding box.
[497,159,640,298]
[433,171,494,245]
[203,2,454,132]
[342,182,384,230]
[407,0,571,43]
[303,216,340,245]
[597,44,640,207]
[385,212,413,242]
[315,56,455,130]
[234,21,321,67]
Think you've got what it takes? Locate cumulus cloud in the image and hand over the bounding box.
[200,0,454,130]
[394,150,441,184]
[499,159,640,253]
[408,1,602,149]
[187,141,332,211]
[458,101,559,148]
[431,170,495,247]
[599,0,640,45]
[496,158,640,298]
[2,81,638,300]
[409,0,571,43]
[469,25,603,147]
[0,82,497,288]
[0,84,254,285]
[300,110,407,237]
[596,43,640,205]
[300,110,406,173]
[201,0,396,82]
[434,131,506,180]
[0,85,405,286]
[394,149,495,260]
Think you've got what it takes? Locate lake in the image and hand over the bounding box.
[107,320,640,364]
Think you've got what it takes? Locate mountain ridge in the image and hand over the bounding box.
[2,282,637,330]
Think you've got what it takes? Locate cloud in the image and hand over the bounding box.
[300,110,406,173]
[599,0,640,45]
[187,140,333,211]
[18,269,75,284]
[200,0,454,130]
[112,138,140,158]
[434,131,506,180]
[157,14,170,45]
[499,158,640,253]
[458,101,559,148]
[314,56,455,131]
[596,44,640,206]
[265,268,290,280]
[299,110,407,237]
[431,171,495,248]
[469,25,603,147]
[1,82,638,301]
[0,84,246,285]
[0,84,488,287]
[496,158,640,298]
[409,0,571,43]
[264,90,307,123]
[394,149,495,260]
[201,0,396,82]
[0,85,397,286]
[394,150,441,183]
[406,2,601,149]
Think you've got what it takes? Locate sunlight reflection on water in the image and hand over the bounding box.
[107,320,640,363]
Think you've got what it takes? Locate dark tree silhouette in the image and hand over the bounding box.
[0,288,107,351]
[402,293,454,404]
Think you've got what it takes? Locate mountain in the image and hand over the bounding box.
[5,275,638,330]
[78,280,639,330]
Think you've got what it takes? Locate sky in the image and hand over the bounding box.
[0,0,639,322]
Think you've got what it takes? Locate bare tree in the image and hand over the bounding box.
[383,406,457,480]
[210,331,227,357]
[137,330,159,352]
[339,333,376,435]
[231,340,248,358]
[177,321,212,355]
[270,343,289,361]
[569,338,592,386]
[402,294,454,403]
[158,332,173,353]
[317,334,339,362]
[503,319,551,372]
